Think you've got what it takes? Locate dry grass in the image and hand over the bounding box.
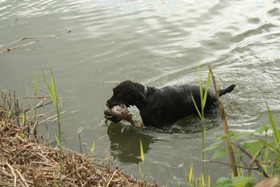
[0,92,158,187]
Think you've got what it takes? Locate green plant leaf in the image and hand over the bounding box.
[214,177,233,187]
[259,139,280,162]
[42,72,51,95]
[231,131,253,139]
[259,139,275,150]
[187,163,194,183]
[200,173,205,187]
[22,112,26,125]
[192,95,202,118]
[33,72,38,96]
[43,66,63,182]
[255,125,271,134]
[218,132,235,140]
[202,70,211,109]
[199,79,203,108]
[8,109,12,119]
[55,133,61,147]
[140,139,145,162]
[90,141,95,154]
[51,69,58,107]
[242,140,262,156]
[196,63,204,112]
[204,140,223,152]
[266,102,280,146]
[212,148,227,160]
[33,72,38,120]
[231,176,255,187]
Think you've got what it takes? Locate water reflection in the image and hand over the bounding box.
[107,123,155,164]
[106,114,219,164]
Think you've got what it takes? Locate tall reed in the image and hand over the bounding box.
[192,64,211,174]
[43,67,63,184]
[33,72,38,122]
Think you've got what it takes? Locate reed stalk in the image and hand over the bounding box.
[43,67,63,184]
[33,72,38,122]
[208,65,238,177]
[192,64,211,174]
[77,127,83,154]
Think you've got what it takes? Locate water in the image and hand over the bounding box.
[1,0,280,185]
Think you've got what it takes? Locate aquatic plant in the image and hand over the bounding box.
[191,64,211,174]
[43,67,63,184]
[189,65,280,186]
[204,96,280,186]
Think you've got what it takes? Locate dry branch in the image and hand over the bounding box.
[208,65,238,177]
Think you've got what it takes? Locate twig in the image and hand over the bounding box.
[233,142,269,177]
[95,169,108,183]
[0,34,60,48]
[208,65,238,177]
[6,162,17,187]
[203,159,258,170]
[0,30,71,53]
[30,120,39,139]
[26,99,53,114]
[15,169,29,187]
[106,170,118,187]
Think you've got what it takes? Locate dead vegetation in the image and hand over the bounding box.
[0,91,157,187]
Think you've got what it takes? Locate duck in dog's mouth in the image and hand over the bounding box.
[104,104,144,128]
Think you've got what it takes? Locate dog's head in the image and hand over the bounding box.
[106,80,147,109]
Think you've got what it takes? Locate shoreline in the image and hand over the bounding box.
[0,92,158,187]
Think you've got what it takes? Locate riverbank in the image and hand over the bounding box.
[0,93,157,187]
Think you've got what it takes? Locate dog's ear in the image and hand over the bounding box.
[136,90,147,101]
[130,85,146,104]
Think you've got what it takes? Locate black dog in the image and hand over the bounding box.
[106,80,235,128]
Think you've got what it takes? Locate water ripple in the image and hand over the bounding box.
[1,0,280,184]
